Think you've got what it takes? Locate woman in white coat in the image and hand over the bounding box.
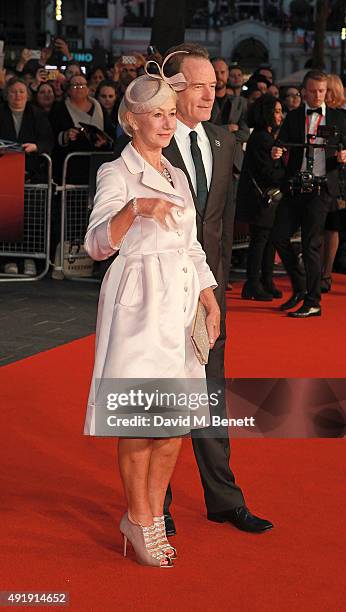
[84,57,220,567]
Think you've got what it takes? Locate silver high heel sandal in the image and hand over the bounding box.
[153,516,177,559]
[120,513,173,568]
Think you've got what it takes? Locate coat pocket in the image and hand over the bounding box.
[117,267,142,307]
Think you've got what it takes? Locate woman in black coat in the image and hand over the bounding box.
[236,94,285,300]
[49,74,114,183]
[0,76,54,181]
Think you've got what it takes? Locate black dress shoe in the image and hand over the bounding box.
[279,292,305,311]
[241,281,273,301]
[164,512,176,537]
[288,304,321,318]
[207,507,273,533]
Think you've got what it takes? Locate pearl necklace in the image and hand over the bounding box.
[160,164,174,185]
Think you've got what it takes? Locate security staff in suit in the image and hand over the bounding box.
[162,43,273,534]
[272,70,346,318]
[210,58,250,281]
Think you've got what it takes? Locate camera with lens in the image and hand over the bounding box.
[289,172,327,195]
[287,124,341,195]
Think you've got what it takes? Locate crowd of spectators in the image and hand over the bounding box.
[0,38,346,281]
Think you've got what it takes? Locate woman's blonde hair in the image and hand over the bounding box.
[326,74,346,109]
[118,74,177,136]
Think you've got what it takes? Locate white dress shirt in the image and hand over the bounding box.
[174,119,213,194]
[301,102,326,176]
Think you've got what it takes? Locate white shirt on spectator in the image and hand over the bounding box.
[301,102,326,176]
[174,119,213,193]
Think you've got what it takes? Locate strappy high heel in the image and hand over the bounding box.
[120,513,173,568]
[153,515,177,559]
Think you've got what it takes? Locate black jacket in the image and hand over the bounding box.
[0,102,54,181]
[277,105,346,197]
[49,100,114,182]
[236,129,285,228]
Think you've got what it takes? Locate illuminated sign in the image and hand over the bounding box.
[55,0,63,22]
[62,51,94,63]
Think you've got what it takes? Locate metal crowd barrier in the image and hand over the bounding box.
[0,154,52,282]
[55,152,303,281]
[231,222,302,275]
[54,151,115,281]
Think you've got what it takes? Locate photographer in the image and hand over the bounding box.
[236,94,285,300]
[271,70,346,318]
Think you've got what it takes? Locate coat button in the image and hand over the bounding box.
[177,209,184,217]
[183,267,188,273]
[184,286,188,292]
[177,230,183,236]
[178,248,184,254]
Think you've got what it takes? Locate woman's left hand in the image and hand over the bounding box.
[199,287,220,349]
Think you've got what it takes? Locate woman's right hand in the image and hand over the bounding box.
[136,198,180,230]
[271,146,285,160]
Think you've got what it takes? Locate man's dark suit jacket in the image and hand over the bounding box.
[277,105,346,197]
[163,122,236,378]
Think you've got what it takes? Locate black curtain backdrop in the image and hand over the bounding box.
[150,0,186,55]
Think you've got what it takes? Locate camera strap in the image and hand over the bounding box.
[249,173,264,197]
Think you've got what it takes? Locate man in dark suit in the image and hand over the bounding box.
[162,43,272,534]
[210,57,250,282]
[272,70,346,317]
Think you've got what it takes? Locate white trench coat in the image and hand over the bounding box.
[84,143,217,435]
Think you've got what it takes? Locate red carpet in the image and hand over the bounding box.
[226,274,346,377]
[1,275,346,611]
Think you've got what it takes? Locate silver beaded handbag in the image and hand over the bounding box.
[191,300,210,365]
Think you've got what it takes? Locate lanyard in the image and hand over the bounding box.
[305,113,323,143]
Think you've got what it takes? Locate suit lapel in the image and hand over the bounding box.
[298,105,306,140]
[163,137,201,217]
[203,123,221,208]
